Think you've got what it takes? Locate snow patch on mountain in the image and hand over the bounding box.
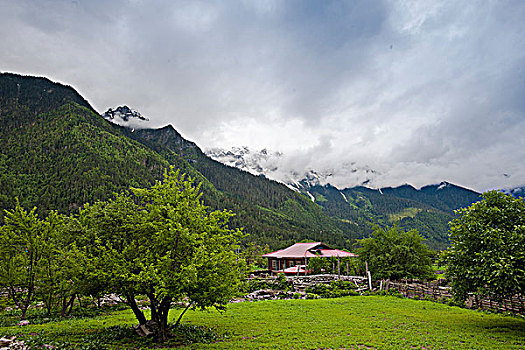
[437,181,449,190]
[306,191,315,202]
[102,106,150,130]
[205,146,380,191]
[205,146,282,176]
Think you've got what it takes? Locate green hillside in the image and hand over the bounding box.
[123,124,357,249]
[306,183,480,250]
[0,73,171,214]
[0,73,354,249]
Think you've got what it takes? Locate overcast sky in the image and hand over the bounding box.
[1,0,525,192]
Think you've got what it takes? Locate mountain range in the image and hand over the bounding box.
[205,146,484,249]
[205,146,380,192]
[0,72,488,250]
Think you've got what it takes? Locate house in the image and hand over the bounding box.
[262,242,357,275]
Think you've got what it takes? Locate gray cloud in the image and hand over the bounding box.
[1,0,525,191]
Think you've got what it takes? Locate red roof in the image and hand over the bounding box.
[262,242,356,259]
[316,249,357,258]
[282,265,309,274]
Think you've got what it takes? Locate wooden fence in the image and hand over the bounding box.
[245,274,525,316]
[385,280,525,315]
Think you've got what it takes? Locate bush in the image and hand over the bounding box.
[242,274,292,293]
[305,280,358,298]
[375,289,403,298]
[275,273,290,291]
[242,279,274,293]
[305,293,320,299]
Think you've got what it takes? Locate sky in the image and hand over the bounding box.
[1,0,525,192]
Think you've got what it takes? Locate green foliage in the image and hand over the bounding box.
[308,256,360,275]
[305,280,359,298]
[170,323,222,345]
[67,168,244,341]
[242,279,275,293]
[274,273,290,291]
[375,288,404,298]
[442,190,525,302]
[307,184,480,250]
[357,225,434,280]
[0,199,63,319]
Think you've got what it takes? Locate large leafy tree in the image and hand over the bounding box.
[442,191,525,302]
[357,225,434,280]
[68,168,244,342]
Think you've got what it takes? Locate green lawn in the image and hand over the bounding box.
[2,296,524,349]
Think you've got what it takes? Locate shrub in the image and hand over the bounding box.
[274,273,290,291]
[243,279,274,293]
[305,280,358,298]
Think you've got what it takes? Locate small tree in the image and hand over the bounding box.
[357,225,434,280]
[242,243,270,270]
[442,191,525,303]
[308,256,359,275]
[0,200,61,319]
[71,168,244,342]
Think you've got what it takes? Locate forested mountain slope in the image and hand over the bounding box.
[122,124,357,248]
[0,73,354,249]
[306,182,480,250]
[0,73,171,214]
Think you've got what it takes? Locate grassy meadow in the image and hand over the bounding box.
[1,296,524,349]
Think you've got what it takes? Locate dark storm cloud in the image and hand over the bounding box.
[1,0,525,191]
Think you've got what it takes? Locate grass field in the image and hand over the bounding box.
[1,296,524,349]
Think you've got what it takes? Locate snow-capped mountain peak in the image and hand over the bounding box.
[205,146,380,192]
[102,106,150,130]
[205,146,282,176]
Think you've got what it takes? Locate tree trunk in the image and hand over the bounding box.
[60,295,68,317]
[67,294,76,316]
[61,294,76,317]
[20,305,29,320]
[20,285,34,320]
[152,296,172,343]
[158,302,170,343]
[125,293,147,325]
[175,302,193,327]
